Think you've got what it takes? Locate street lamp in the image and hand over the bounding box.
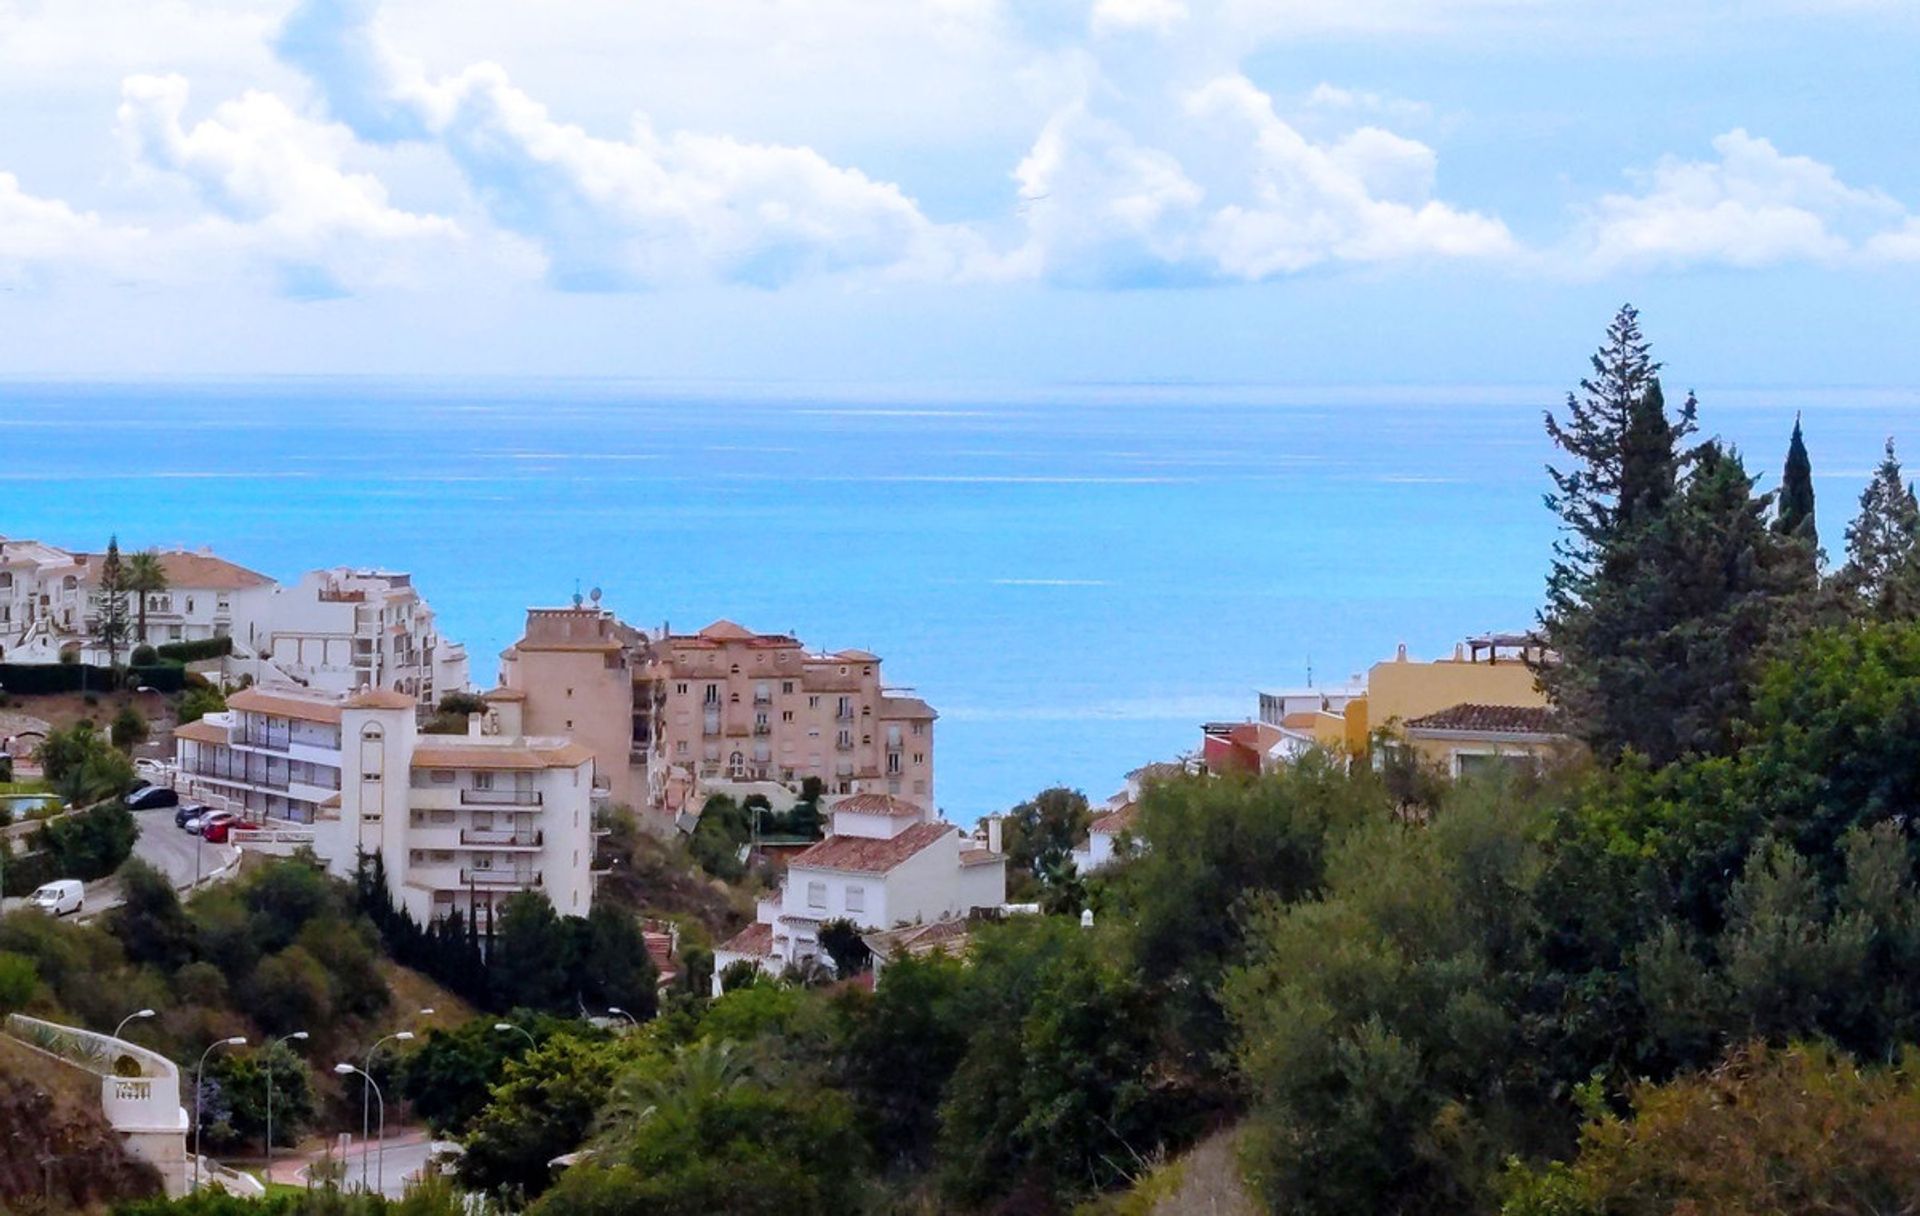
[607,1007,639,1029]
[493,1022,537,1050]
[112,1008,156,1040]
[334,1064,385,1196]
[359,1032,414,1190]
[265,1031,308,1175]
[192,1037,247,1192]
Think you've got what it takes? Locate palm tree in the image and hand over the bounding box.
[125,550,169,646]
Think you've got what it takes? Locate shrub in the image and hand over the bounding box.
[129,645,159,667]
[0,951,38,1011]
[177,686,227,726]
[154,637,233,663]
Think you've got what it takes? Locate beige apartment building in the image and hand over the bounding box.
[497,607,937,817]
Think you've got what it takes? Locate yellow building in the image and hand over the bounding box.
[1317,633,1566,773]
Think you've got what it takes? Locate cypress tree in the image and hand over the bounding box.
[1839,438,1920,618]
[1777,415,1817,543]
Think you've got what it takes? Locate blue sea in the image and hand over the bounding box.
[4,379,1916,822]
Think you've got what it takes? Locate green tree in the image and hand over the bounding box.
[834,952,970,1171]
[176,685,227,726]
[91,536,132,670]
[937,916,1166,1209]
[111,703,149,752]
[1776,414,1818,553]
[1503,1042,1920,1216]
[124,549,169,645]
[532,1042,869,1216]
[108,857,196,970]
[398,1018,530,1136]
[817,918,871,978]
[201,1043,316,1151]
[460,1032,647,1200]
[0,951,38,1011]
[492,891,575,1011]
[246,945,334,1033]
[572,901,657,1020]
[35,801,138,880]
[687,795,751,881]
[1839,437,1920,618]
[1000,786,1092,899]
[36,720,134,806]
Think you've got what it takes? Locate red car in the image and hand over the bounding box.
[199,812,242,843]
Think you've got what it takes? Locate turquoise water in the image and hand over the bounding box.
[2,380,1913,820]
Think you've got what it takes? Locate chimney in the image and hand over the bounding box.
[987,815,1003,855]
[1395,642,1408,662]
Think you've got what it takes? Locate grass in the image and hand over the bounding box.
[380,960,478,1030]
[0,782,51,796]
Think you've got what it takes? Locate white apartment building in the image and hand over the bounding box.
[713,794,1004,991]
[230,568,470,706]
[174,683,600,925]
[0,539,272,663]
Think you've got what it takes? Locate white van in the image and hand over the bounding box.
[28,880,84,917]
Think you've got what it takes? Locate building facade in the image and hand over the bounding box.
[174,683,600,925]
[498,609,937,818]
[230,568,470,706]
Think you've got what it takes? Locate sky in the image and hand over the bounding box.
[2,0,1919,386]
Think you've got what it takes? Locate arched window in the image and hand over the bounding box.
[728,750,746,778]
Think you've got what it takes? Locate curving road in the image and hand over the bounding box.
[0,807,239,918]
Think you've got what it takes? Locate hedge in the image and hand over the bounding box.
[155,636,233,663]
[0,845,57,898]
[0,663,188,696]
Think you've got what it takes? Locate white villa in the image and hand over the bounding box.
[174,683,602,926]
[713,793,1005,991]
[0,539,272,663]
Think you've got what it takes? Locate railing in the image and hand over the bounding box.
[460,829,543,847]
[837,708,856,721]
[4,1014,183,1133]
[460,788,541,806]
[230,727,292,751]
[753,723,772,736]
[460,868,541,887]
[835,739,855,752]
[186,763,289,792]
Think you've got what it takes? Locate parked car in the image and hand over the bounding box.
[27,880,84,917]
[125,785,179,811]
[199,812,241,843]
[126,777,151,794]
[175,802,212,830]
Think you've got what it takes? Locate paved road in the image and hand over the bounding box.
[1,807,238,918]
[267,1131,447,1199]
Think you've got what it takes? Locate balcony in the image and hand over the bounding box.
[835,739,855,753]
[836,708,856,722]
[752,723,772,736]
[753,693,772,705]
[459,829,543,848]
[460,868,541,887]
[460,788,542,807]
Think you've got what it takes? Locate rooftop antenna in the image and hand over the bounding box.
[1306,655,1313,688]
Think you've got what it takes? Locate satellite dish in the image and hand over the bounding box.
[572,592,583,607]
[590,587,602,604]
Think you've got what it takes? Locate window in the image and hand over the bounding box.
[676,741,689,755]
[782,681,794,695]
[704,683,720,705]
[676,682,688,695]
[807,881,827,910]
[473,771,494,790]
[845,886,865,914]
[913,722,926,736]
[431,770,455,784]
[886,752,901,774]
[808,695,820,709]
[913,752,925,765]
[782,710,794,722]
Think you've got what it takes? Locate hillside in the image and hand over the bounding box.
[0,1035,161,1209]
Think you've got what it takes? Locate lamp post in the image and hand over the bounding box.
[112,1008,156,1040]
[493,1022,537,1050]
[265,1031,308,1175]
[607,1006,639,1029]
[359,1031,414,1190]
[192,1037,246,1192]
[334,1064,385,1196]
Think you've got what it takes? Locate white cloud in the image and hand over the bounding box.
[0,172,111,267]
[274,0,984,288]
[1091,0,1191,35]
[1575,129,1913,272]
[1009,73,1512,284]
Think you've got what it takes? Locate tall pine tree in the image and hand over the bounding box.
[90,536,131,670]
[1771,415,1821,595]
[1541,307,1695,759]
[1839,438,1920,619]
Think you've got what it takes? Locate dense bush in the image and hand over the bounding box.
[33,802,138,881]
[154,636,234,663]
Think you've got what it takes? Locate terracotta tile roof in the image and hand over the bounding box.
[833,793,923,818]
[409,740,595,771]
[1126,761,1186,782]
[643,931,679,982]
[717,922,774,957]
[879,695,937,720]
[79,548,272,591]
[835,648,880,663]
[866,917,976,962]
[1091,802,1140,835]
[698,619,758,640]
[173,719,228,745]
[959,847,1004,867]
[482,687,528,702]
[789,821,954,875]
[346,688,417,710]
[1404,703,1562,737]
[227,686,344,724]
